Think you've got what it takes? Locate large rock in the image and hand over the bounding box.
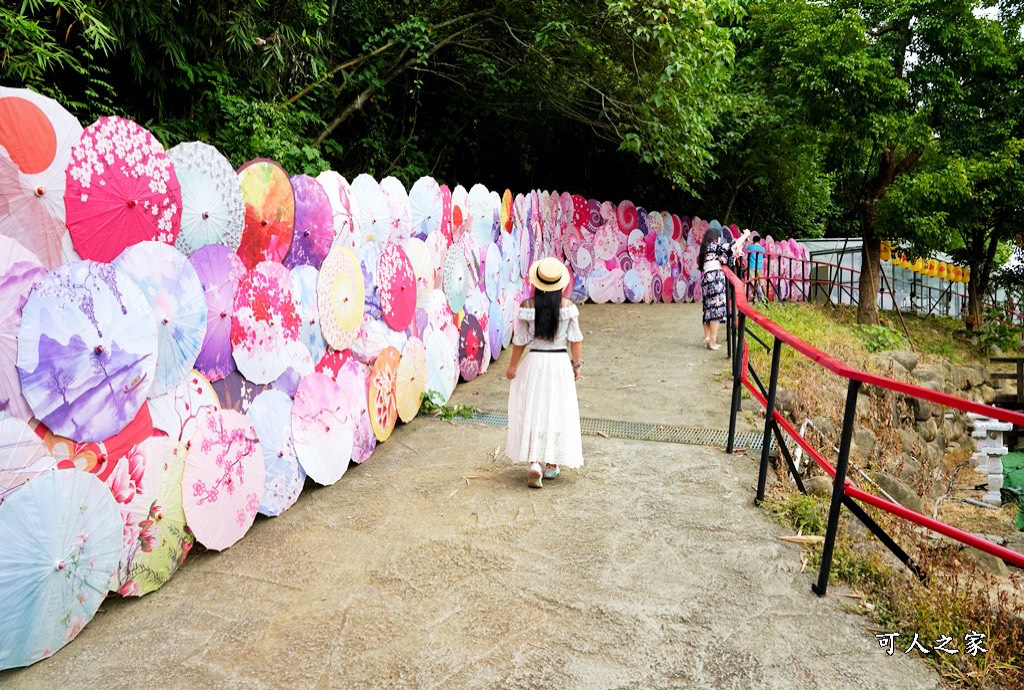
[868,353,910,379]
[870,472,926,513]
[811,416,836,440]
[969,549,1010,577]
[881,350,918,373]
[853,428,877,460]
[950,365,985,391]
[897,454,922,482]
[898,429,924,454]
[915,418,938,443]
[912,369,944,385]
[775,388,798,416]
[942,417,966,445]
[805,475,833,497]
[980,385,996,404]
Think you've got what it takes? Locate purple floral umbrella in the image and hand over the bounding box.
[211,370,269,413]
[189,244,246,382]
[0,236,47,421]
[284,175,334,270]
[17,261,158,443]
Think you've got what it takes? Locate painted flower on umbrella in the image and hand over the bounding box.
[192,415,258,507]
[106,444,145,505]
[65,117,181,262]
[368,347,399,442]
[231,262,303,384]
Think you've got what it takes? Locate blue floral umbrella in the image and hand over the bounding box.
[0,469,121,670]
[246,389,304,517]
[114,241,208,398]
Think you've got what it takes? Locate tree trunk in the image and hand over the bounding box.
[966,270,983,331]
[857,237,881,325]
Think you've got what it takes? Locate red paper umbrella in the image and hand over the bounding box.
[65,117,181,262]
[236,159,295,270]
[662,276,675,304]
[314,349,351,380]
[671,214,684,241]
[378,243,416,332]
[616,200,638,233]
[458,314,485,381]
[571,194,588,231]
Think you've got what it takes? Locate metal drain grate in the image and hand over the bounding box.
[440,409,770,451]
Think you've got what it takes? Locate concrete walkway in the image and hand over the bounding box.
[1,303,938,689]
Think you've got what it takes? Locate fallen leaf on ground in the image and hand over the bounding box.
[448,489,459,499]
[777,535,825,544]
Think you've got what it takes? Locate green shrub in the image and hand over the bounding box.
[853,324,907,352]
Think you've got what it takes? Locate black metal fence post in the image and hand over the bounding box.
[726,313,747,454]
[726,281,734,359]
[812,378,862,597]
[756,337,783,505]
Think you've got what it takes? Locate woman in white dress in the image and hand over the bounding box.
[505,257,584,488]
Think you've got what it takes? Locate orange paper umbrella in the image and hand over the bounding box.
[368,347,400,442]
[236,159,295,270]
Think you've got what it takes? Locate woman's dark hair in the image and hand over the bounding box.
[698,228,722,268]
[534,288,562,341]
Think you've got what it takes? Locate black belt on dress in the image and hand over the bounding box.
[531,348,566,353]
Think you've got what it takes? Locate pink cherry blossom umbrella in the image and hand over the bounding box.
[182,409,264,551]
[0,236,46,421]
[380,176,412,246]
[439,184,454,243]
[189,243,246,382]
[291,371,353,485]
[378,243,416,332]
[231,261,304,384]
[284,175,334,270]
[65,117,181,263]
[236,159,294,270]
[333,356,376,463]
[0,87,82,269]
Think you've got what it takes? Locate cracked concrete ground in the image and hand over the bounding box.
[1,303,938,689]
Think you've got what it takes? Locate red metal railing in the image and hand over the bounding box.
[722,266,1024,596]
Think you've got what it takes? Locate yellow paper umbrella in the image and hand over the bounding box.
[395,337,427,423]
[317,245,365,351]
[880,241,892,262]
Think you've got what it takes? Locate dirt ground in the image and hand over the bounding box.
[1,303,938,689]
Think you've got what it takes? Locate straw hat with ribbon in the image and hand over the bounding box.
[529,257,570,292]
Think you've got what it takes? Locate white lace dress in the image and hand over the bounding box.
[506,303,584,468]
